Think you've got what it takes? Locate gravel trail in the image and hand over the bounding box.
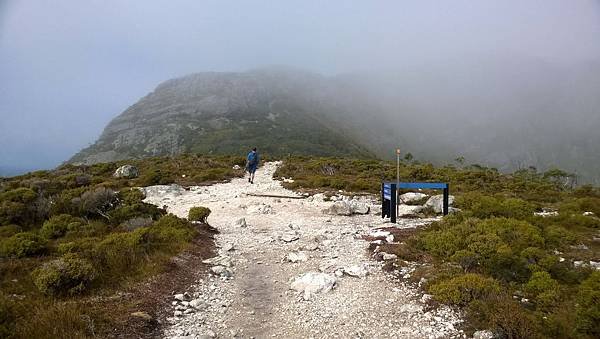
[143,162,463,338]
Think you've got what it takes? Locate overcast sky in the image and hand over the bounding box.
[1,0,599,172]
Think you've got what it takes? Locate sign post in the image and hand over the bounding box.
[396,148,401,217]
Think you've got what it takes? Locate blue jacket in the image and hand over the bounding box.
[247,151,259,166]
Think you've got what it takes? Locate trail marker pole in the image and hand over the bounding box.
[396,148,400,217]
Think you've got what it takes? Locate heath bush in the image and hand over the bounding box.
[188,206,211,223]
[40,214,83,239]
[429,273,501,306]
[525,271,560,308]
[576,271,600,335]
[32,253,97,296]
[0,232,46,258]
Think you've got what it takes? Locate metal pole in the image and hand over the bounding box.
[396,148,400,218]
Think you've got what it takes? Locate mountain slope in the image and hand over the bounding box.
[70,69,379,164]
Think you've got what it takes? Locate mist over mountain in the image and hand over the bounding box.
[71,59,600,184]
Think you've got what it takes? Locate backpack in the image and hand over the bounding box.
[248,152,258,166]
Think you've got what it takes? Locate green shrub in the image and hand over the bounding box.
[94,228,151,273]
[0,232,46,258]
[0,225,21,238]
[148,214,196,246]
[0,294,16,338]
[72,187,117,218]
[576,271,600,335]
[117,188,145,205]
[32,253,97,296]
[57,237,101,256]
[429,273,501,306]
[543,224,577,249]
[455,193,534,220]
[40,214,83,239]
[108,202,163,226]
[188,206,211,223]
[525,271,560,308]
[450,250,479,271]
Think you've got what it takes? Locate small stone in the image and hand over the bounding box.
[281,233,300,243]
[174,310,183,317]
[343,265,369,278]
[233,218,247,228]
[174,294,185,301]
[130,311,152,321]
[473,330,495,339]
[286,252,309,263]
[382,252,398,260]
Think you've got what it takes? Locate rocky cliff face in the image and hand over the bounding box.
[70,69,382,164]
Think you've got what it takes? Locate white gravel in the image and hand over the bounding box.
[143,161,464,338]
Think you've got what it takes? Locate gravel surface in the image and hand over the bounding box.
[143,162,464,338]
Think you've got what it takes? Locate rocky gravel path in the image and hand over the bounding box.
[143,162,463,338]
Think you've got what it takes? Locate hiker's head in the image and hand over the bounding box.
[252,147,257,152]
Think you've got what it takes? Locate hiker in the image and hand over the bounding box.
[246,147,260,184]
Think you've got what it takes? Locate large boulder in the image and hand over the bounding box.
[424,194,455,214]
[322,201,353,216]
[322,201,370,216]
[397,205,425,217]
[113,165,139,179]
[399,192,428,203]
[290,272,337,300]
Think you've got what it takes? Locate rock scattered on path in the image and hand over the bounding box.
[290,272,337,300]
[286,251,309,263]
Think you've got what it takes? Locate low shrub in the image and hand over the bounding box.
[94,228,151,274]
[188,206,211,223]
[525,271,560,308]
[40,214,83,239]
[0,225,21,238]
[32,253,97,296]
[576,271,600,335]
[429,273,501,306]
[72,187,117,218]
[0,294,16,338]
[148,214,196,246]
[117,188,145,205]
[0,232,46,258]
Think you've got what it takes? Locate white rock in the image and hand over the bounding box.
[203,256,233,267]
[397,204,425,216]
[322,201,353,216]
[222,242,235,252]
[233,217,247,228]
[303,242,320,251]
[398,304,423,313]
[288,223,300,230]
[286,251,309,263]
[399,192,428,203]
[382,252,398,260]
[281,233,300,243]
[113,165,139,178]
[189,299,207,309]
[583,211,595,216]
[233,164,241,170]
[174,310,183,317]
[424,194,455,214]
[473,330,495,339]
[590,261,600,270]
[174,294,185,301]
[290,272,337,300]
[349,201,370,214]
[343,265,369,278]
[248,204,273,214]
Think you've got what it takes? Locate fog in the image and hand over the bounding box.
[1,0,600,177]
